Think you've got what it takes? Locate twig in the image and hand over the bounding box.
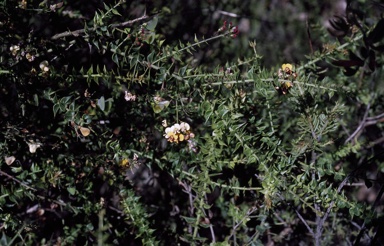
[296,33,364,73]
[178,179,195,234]
[0,170,37,191]
[0,170,77,213]
[295,208,314,235]
[344,103,371,144]
[306,18,314,55]
[315,176,350,244]
[182,170,261,191]
[354,183,384,245]
[228,206,258,240]
[367,136,384,149]
[51,14,152,40]
[366,112,384,121]
[275,192,315,237]
[204,194,216,243]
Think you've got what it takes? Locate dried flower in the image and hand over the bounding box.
[27,140,42,153]
[5,156,16,165]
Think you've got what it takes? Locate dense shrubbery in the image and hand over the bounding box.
[1,0,384,245]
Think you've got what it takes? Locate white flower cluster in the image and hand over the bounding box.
[164,122,194,143]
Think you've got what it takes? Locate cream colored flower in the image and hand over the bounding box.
[180,122,190,131]
[10,45,20,56]
[164,122,194,144]
[39,60,49,72]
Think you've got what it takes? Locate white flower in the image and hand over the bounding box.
[180,122,190,131]
[124,91,136,101]
[10,45,20,56]
[173,124,181,132]
[164,127,173,138]
[39,60,49,72]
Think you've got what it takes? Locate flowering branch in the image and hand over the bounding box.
[51,14,153,40]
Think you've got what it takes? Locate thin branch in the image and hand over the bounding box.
[367,136,384,149]
[204,194,216,243]
[182,170,261,191]
[51,14,152,40]
[275,192,315,237]
[296,33,364,73]
[178,179,195,234]
[315,175,350,243]
[306,18,314,55]
[354,183,384,245]
[0,170,36,191]
[366,112,384,121]
[295,208,314,235]
[344,103,371,144]
[228,206,258,240]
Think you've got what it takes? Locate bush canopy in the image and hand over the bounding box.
[1,0,384,245]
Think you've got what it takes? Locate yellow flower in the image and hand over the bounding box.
[282,63,293,73]
[283,81,293,89]
[120,159,130,168]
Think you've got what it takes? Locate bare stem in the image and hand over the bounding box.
[344,103,371,144]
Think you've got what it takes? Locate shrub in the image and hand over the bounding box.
[1,0,384,245]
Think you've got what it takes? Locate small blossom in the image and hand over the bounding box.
[119,158,130,168]
[282,63,293,73]
[10,45,20,56]
[19,0,27,9]
[124,91,136,101]
[225,67,234,75]
[50,2,63,12]
[187,139,198,153]
[230,26,239,38]
[26,53,35,62]
[276,63,297,94]
[173,123,181,132]
[164,121,194,144]
[39,60,49,73]
[84,89,91,98]
[217,20,228,33]
[180,122,190,131]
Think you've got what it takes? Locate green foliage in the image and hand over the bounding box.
[1,0,384,245]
